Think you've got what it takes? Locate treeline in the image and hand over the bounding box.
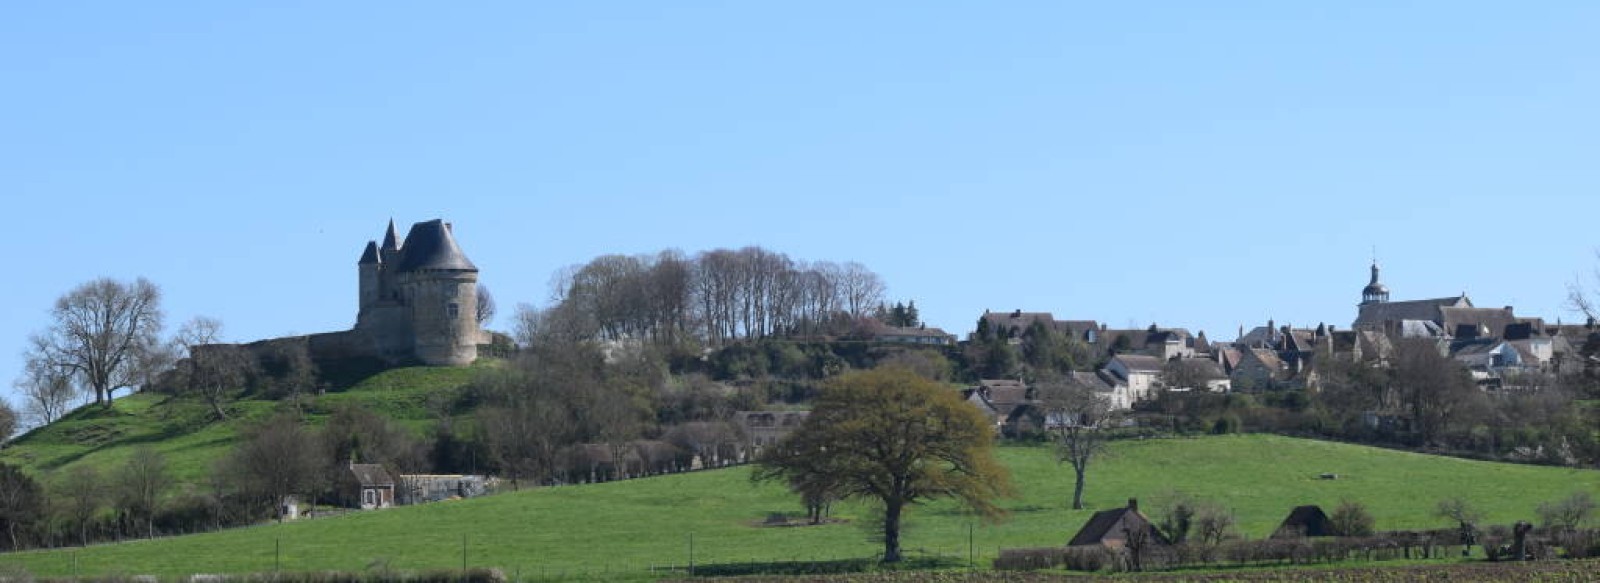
[526,247,887,346]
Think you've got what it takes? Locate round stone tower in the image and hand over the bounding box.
[391,219,480,366]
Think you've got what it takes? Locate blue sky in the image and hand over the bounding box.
[3,2,1598,407]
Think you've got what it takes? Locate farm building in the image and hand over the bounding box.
[1272,505,1334,538]
[1067,498,1171,549]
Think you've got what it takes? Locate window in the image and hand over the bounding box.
[447,302,460,319]
[446,286,458,298]
[364,489,376,507]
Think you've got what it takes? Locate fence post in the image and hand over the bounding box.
[462,533,468,575]
[688,532,695,576]
[968,523,974,569]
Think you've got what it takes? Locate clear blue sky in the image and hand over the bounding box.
[4,2,1598,407]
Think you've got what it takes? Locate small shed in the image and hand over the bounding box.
[348,463,395,510]
[1067,499,1171,549]
[1272,505,1333,538]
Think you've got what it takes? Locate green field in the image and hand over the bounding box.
[0,366,479,484]
[2,434,1595,580]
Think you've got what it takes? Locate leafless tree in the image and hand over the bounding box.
[1390,338,1480,445]
[52,465,103,546]
[14,358,78,427]
[838,261,885,318]
[1568,252,1600,323]
[25,277,164,407]
[1039,375,1120,510]
[114,447,171,538]
[1537,491,1596,531]
[173,317,256,420]
[224,414,326,522]
[475,284,497,327]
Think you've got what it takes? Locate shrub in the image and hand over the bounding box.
[1330,500,1376,537]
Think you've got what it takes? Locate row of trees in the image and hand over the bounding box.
[527,247,887,347]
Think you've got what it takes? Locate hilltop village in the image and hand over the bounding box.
[5,218,1597,574]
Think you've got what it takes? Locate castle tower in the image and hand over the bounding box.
[1360,261,1390,305]
[391,219,480,366]
[357,240,382,311]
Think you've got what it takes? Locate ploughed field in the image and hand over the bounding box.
[2,433,1595,579]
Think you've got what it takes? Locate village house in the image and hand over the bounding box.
[869,323,957,346]
[344,463,395,510]
[973,310,1100,346]
[963,379,1041,436]
[1067,498,1171,549]
[1104,354,1163,402]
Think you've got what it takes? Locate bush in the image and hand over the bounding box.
[1330,500,1376,537]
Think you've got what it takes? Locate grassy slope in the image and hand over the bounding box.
[2,435,1595,579]
[0,366,478,485]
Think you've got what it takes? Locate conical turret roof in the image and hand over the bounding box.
[381,219,400,252]
[358,240,381,264]
[394,219,477,272]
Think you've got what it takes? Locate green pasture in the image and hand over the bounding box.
[2,434,1594,579]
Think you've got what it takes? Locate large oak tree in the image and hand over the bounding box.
[754,366,1012,562]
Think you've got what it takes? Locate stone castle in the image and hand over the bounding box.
[346,219,486,366]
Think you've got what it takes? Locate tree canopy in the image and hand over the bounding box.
[754,366,1012,562]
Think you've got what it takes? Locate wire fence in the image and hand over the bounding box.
[2,535,1001,582]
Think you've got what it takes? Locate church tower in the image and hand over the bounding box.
[1360,261,1390,305]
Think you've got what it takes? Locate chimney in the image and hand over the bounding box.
[1012,309,1022,318]
[1127,498,1139,512]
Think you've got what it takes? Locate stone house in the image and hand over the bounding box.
[1104,354,1163,402]
[1067,499,1171,549]
[344,464,395,510]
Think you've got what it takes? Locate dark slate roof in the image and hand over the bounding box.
[350,464,394,487]
[1355,296,1471,328]
[1067,505,1169,547]
[381,219,400,251]
[1068,371,1117,393]
[1440,307,1517,339]
[1111,354,1164,373]
[981,311,1054,337]
[358,241,381,264]
[1273,505,1333,538]
[394,219,478,272]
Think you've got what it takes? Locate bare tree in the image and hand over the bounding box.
[1536,491,1596,531]
[0,464,43,550]
[26,277,164,407]
[173,317,255,420]
[838,261,885,318]
[1390,338,1479,445]
[1039,375,1120,510]
[52,465,103,546]
[15,357,78,427]
[475,284,497,327]
[224,414,326,522]
[114,447,171,538]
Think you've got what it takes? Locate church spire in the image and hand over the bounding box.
[1361,260,1389,305]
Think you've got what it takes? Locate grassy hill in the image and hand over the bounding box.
[0,366,481,484]
[1,434,1595,579]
